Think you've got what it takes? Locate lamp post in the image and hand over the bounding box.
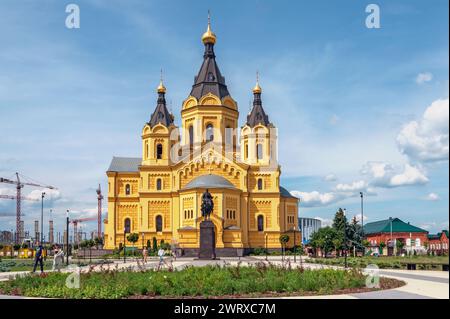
[343,208,348,269]
[123,227,126,264]
[360,192,364,237]
[41,192,46,244]
[265,233,268,261]
[142,232,145,250]
[66,210,70,266]
[292,226,297,263]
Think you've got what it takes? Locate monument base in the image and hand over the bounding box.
[198,220,217,260]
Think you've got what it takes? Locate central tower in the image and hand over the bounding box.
[181,14,239,155]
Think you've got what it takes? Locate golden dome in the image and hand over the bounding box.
[202,12,216,44]
[157,80,166,93]
[253,72,262,94]
[157,69,166,93]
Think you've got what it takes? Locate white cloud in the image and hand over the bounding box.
[27,188,61,201]
[335,180,368,192]
[389,164,429,187]
[425,193,440,201]
[323,174,337,182]
[314,216,332,227]
[361,161,428,188]
[397,98,449,163]
[290,190,345,207]
[415,72,433,84]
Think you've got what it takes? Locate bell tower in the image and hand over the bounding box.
[181,13,239,156]
[142,75,177,166]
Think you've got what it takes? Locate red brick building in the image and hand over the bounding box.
[428,230,449,255]
[364,218,428,256]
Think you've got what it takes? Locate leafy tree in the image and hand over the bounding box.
[152,237,158,252]
[127,233,139,246]
[146,240,151,249]
[21,243,28,249]
[13,244,20,251]
[332,238,343,256]
[94,237,103,249]
[396,240,405,255]
[379,241,386,255]
[279,234,290,259]
[310,227,338,258]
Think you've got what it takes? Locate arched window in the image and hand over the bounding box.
[156,178,162,190]
[206,124,214,142]
[125,184,131,195]
[156,215,163,232]
[244,143,248,160]
[257,215,264,232]
[257,178,263,190]
[124,218,131,233]
[156,143,163,159]
[257,144,263,160]
[189,126,194,146]
[145,141,149,158]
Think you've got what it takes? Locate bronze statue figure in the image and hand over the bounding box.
[201,189,214,220]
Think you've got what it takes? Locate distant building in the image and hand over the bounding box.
[364,217,428,256]
[428,230,449,255]
[298,217,322,244]
[0,230,13,244]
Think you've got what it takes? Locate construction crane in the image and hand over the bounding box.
[0,172,57,243]
[96,184,103,240]
[70,217,97,245]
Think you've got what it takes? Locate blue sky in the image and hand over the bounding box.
[0,0,448,237]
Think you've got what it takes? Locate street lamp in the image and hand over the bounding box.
[292,226,297,263]
[343,208,348,269]
[66,210,70,266]
[360,192,364,238]
[142,232,145,250]
[265,233,268,261]
[41,192,46,244]
[123,227,127,264]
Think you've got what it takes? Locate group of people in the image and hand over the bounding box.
[141,246,176,268]
[31,241,65,274]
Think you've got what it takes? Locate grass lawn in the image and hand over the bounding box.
[0,259,54,272]
[306,255,449,270]
[0,263,402,298]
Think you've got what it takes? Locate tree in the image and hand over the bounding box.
[94,237,103,249]
[127,233,140,257]
[152,237,158,253]
[279,234,290,259]
[310,227,338,258]
[146,240,151,249]
[332,238,343,257]
[348,216,363,253]
[379,241,386,255]
[396,240,405,255]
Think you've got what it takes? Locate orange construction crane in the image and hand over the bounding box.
[0,172,56,243]
[70,217,97,245]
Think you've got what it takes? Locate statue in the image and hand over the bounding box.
[201,189,214,220]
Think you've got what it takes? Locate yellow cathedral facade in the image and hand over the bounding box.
[104,17,300,256]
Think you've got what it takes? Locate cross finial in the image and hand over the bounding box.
[256,70,259,84]
[208,10,211,27]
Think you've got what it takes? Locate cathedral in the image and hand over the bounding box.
[104,17,300,256]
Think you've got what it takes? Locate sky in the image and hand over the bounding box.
[0,0,448,238]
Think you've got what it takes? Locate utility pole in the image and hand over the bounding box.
[96,184,103,242]
[66,210,70,266]
[41,192,45,244]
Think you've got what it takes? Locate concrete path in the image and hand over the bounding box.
[0,256,448,299]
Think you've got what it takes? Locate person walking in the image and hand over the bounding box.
[142,247,148,264]
[52,245,64,272]
[157,247,165,270]
[32,242,44,273]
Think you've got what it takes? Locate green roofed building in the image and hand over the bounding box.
[363,217,428,256]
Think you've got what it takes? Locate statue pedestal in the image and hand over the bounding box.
[198,220,217,259]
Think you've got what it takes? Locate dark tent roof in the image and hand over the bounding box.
[148,91,174,127]
[246,91,270,127]
[189,42,230,100]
